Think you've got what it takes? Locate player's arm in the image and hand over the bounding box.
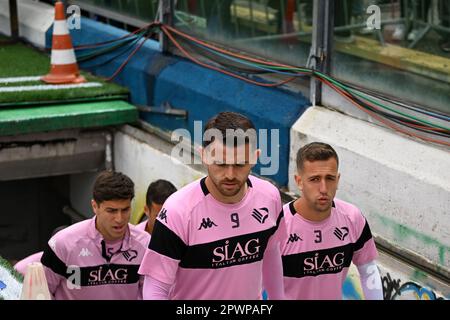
[263,198,287,300]
[40,241,65,299]
[357,260,383,300]
[136,233,152,300]
[138,205,187,300]
[262,243,285,299]
[143,275,172,300]
[352,213,382,300]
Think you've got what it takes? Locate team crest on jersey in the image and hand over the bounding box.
[333,227,349,241]
[198,217,217,230]
[252,207,269,224]
[122,249,138,262]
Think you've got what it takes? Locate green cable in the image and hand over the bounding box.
[175,29,450,137]
[76,26,156,61]
[314,70,450,131]
[250,61,449,131]
[77,32,146,61]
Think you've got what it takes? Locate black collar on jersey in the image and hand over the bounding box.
[289,199,335,215]
[101,239,123,263]
[200,176,253,196]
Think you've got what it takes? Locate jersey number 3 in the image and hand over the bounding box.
[231,213,240,228]
[314,230,322,243]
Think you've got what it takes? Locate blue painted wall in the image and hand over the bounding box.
[46,18,310,186]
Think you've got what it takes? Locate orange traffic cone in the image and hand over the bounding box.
[42,1,85,84]
[20,262,51,300]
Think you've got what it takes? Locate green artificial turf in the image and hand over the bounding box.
[0,43,50,77]
[0,100,138,136]
[0,42,129,106]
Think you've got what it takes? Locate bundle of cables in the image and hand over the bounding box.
[73,22,161,81]
[72,22,450,147]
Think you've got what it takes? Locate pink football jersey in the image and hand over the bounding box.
[136,220,148,232]
[138,176,285,299]
[281,198,378,300]
[14,251,44,276]
[41,218,150,300]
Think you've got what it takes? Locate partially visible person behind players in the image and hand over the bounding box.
[40,170,151,300]
[136,179,177,235]
[281,142,383,300]
[139,111,286,300]
[14,225,68,276]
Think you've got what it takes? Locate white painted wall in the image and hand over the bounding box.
[289,106,450,270]
[114,126,205,224]
[70,171,97,219]
[0,0,53,48]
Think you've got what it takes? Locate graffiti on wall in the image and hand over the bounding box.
[342,264,447,300]
[382,273,444,300]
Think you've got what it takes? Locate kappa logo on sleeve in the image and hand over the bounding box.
[79,248,93,257]
[158,208,168,223]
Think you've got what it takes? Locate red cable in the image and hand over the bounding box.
[106,35,149,81]
[88,23,447,146]
[161,26,297,87]
[75,22,160,50]
[164,25,307,71]
[165,24,449,146]
[319,77,450,147]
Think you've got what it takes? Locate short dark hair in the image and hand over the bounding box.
[203,112,256,147]
[93,170,134,203]
[296,142,339,172]
[146,179,177,206]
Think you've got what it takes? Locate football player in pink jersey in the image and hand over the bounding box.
[139,112,286,299]
[281,142,383,300]
[136,179,177,234]
[40,171,151,299]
